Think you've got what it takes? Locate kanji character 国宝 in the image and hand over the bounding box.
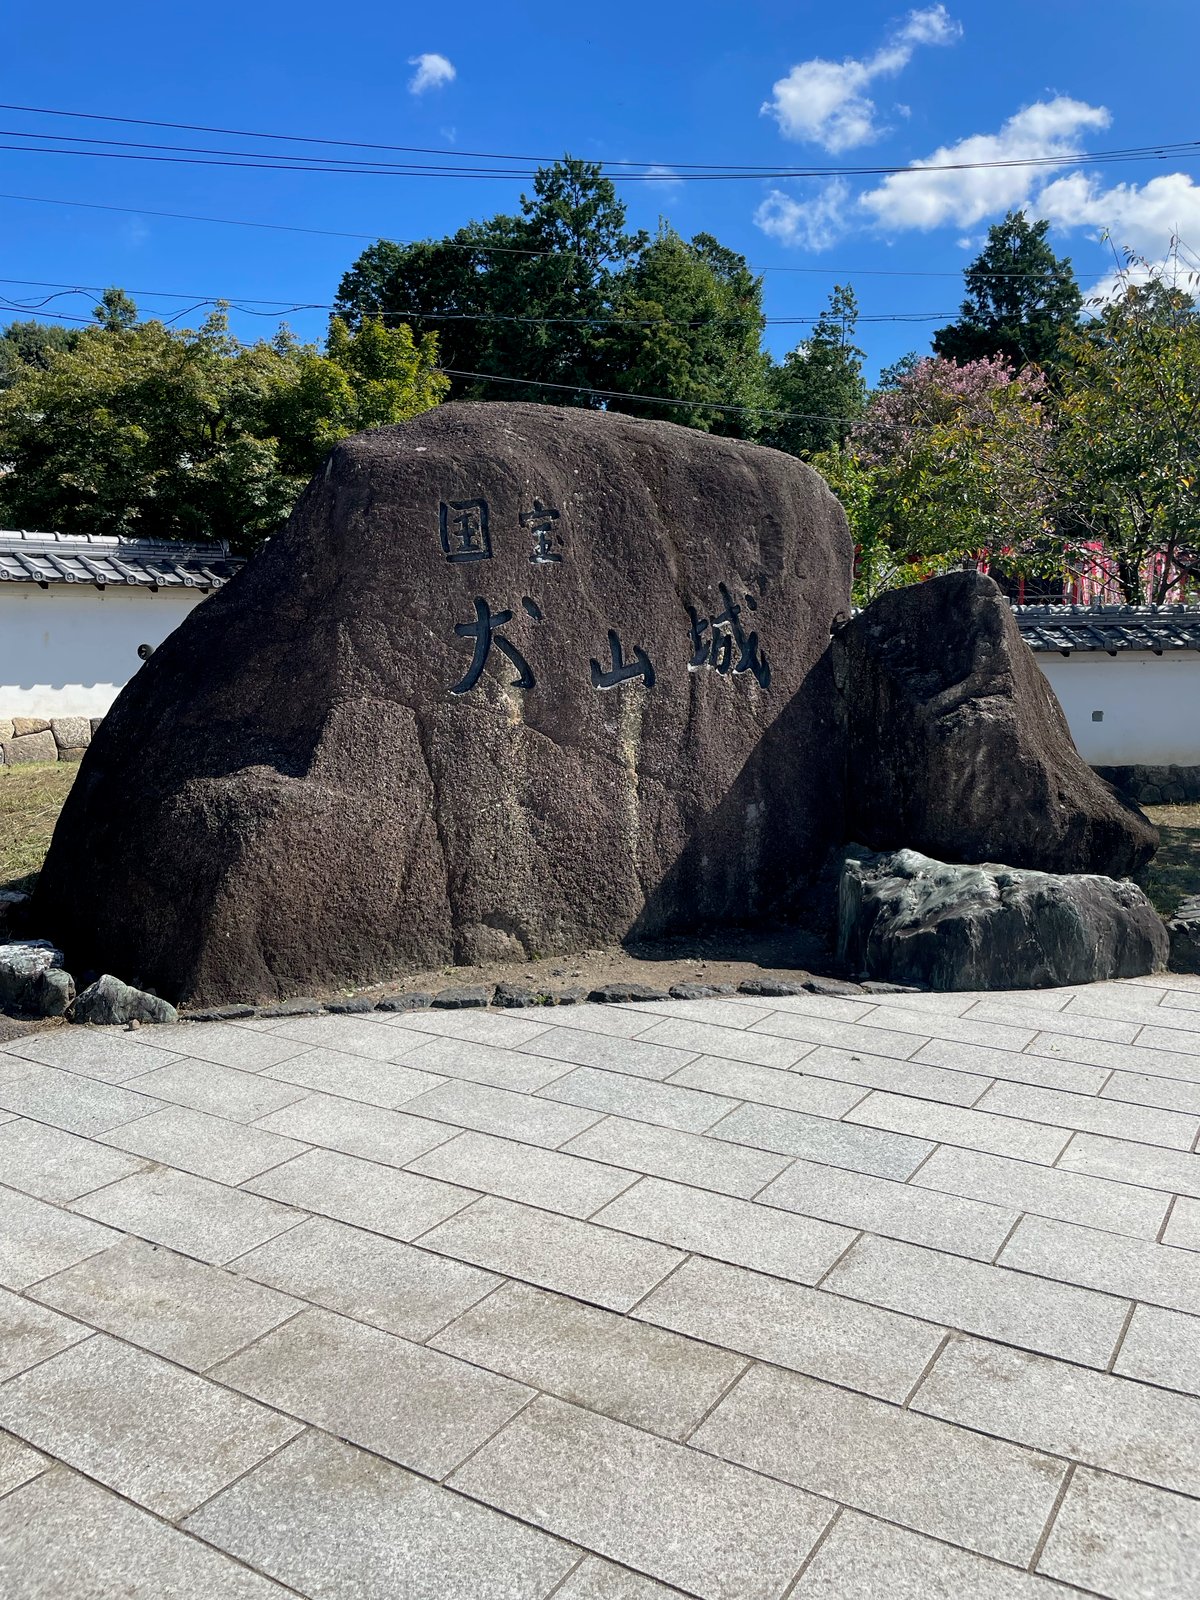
[439,499,493,563]
[589,630,656,691]
[451,597,536,695]
[687,584,770,688]
[521,498,563,564]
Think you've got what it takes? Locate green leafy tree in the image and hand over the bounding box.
[1053,254,1200,602]
[763,285,866,458]
[0,309,447,550]
[933,211,1082,373]
[92,287,140,332]
[599,225,769,432]
[0,320,79,389]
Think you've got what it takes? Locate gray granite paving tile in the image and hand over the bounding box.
[401,1077,603,1148]
[632,1016,812,1069]
[555,1558,687,1599]
[1045,984,1173,1021]
[0,1333,300,1518]
[740,993,876,1023]
[795,1510,1075,1599]
[0,1285,89,1380]
[418,1195,682,1312]
[451,1393,832,1600]
[230,1215,499,1339]
[31,1236,302,1370]
[998,1213,1200,1314]
[1163,1195,1200,1249]
[1,1467,291,1598]
[914,1334,1200,1497]
[847,1091,1070,1163]
[185,1428,578,1600]
[0,1187,119,1290]
[1102,1069,1200,1115]
[517,1026,700,1082]
[859,1006,1039,1053]
[912,1036,1108,1094]
[912,1144,1170,1239]
[636,1255,943,1402]
[383,1007,553,1048]
[620,997,775,1030]
[978,1079,1199,1150]
[1136,1020,1200,1055]
[260,1046,447,1108]
[563,1114,790,1199]
[710,1101,932,1180]
[592,1177,853,1284]
[406,1129,636,1218]
[965,999,1141,1044]
[0,1065,166,1137]
[149,1019,317,1071]
[538,1065,738,1133]
[262,1011,426,1061]
[862,989,992,1014]
[1037,1465,1200,1600]
[1022,1031,1200,1086]
[527,1002,670,1037]
[400,1035,574,1093]
[0,1028,179,1083]
[72,1167,304,1264]
[1160,987,1200,1013]
[824,1234,1129,1367]
[758,1157,1016,1260]
[253,1091,455,1168]
[212,1306,532,1479]
[746,1011,926,1061]
[692,1362,1065,1565]
[0,1055,34,1087]
[121,1057,309,1123]
[1112,1303,1200,1396]
[1059,1132,1200,1197]
[0,1429,46,1498]
[242,1146,478,1240]
[0,1117,149,1202]
[794,1043,989,1106]
[668,1055,867,1118]
[103,1104,309,1185]
[431,1279,744,1440]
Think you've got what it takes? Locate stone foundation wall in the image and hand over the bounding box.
[0,717,102,767]
[1095,764,1200,806]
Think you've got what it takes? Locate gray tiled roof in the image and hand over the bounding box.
[1013,603,1200,654]
[0,530,243,590]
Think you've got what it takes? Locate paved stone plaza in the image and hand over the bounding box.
[1,978,1199,1599]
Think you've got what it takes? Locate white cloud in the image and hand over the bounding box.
[858,97,1111,231]
[762,7,962,152]
[644,165,683,191]
[1034,170,1200,259]
[408,53,456,95]
[755,180,852,252]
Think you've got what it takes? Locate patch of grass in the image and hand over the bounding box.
[1143,803,1200,920]
[0,762,78,894]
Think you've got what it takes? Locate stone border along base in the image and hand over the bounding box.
[1095,763,1200,806]
[0,717,103,767]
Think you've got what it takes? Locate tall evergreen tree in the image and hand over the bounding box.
[763,284,866,458]
[932,210,1081,373]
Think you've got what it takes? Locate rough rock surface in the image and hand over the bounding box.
[70,975,179,1026]
[35,403,853,1006]
[1167,895,1200,975]
[838,847,1169,991]
[0,891,30,939]
[834,571,1157,878]
[0,939,75,1016]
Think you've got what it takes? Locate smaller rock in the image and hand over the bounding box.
[259,997,323,1017]
[738,979,806,998]
[431,986,491,1009]
[184,1005,259,1021]
[1167,899,1200,975]
[71,974,178,1026]
[493,983,551,1008]
[326,997,377,1014]
[11,718,49,737]
[0,939,75,1016]
[50,717,92,750]
[669,983,720,1000]
[376,992,434,1012]
[588,983,670,1003]
[0,890,31,938]
[4,730,58,765]
[552,987,588,1005]
[860,980,923,995]
[803,977,867,998]
[56,746,88,763]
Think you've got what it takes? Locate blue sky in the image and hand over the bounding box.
[3,1,1198,381]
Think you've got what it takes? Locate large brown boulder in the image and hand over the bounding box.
[35,403,854,1005]
[833,571,1158,877]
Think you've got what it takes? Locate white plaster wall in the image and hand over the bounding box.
[1035,650,1200,766]
[0,585,207,718]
